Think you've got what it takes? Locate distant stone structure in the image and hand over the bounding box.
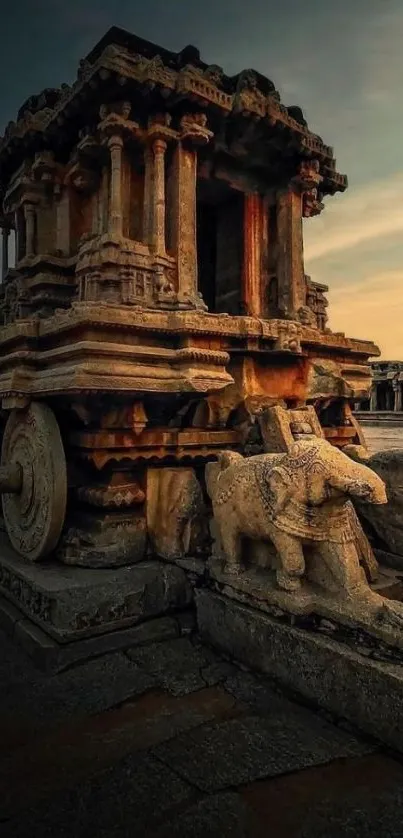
[355,361,403,413]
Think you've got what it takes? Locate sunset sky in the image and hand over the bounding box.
[1,0,402,358]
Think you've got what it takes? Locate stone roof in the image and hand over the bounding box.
[0,26,347,198]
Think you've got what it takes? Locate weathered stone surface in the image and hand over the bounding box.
[2,751,194,838]
[223,669,295,715]
[0,632,156,737]
[240,753,403,838]
[355,449,403,561]
[0,535,192,641]
[1,677,239,820]
[2,599,182,672]
[307,358,354,400]
[153,710,373,792]
[196,589,403,753]
[151,792,260,838]
[258,403,324,454]
[147,467,209,560]
[127,636,235,696]
[57,511,147,568]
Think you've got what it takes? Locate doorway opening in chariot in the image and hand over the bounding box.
[196,179,244,314]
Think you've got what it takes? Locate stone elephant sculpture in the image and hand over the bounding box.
[206,427,387,593]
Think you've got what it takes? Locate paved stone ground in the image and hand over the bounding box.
[2,628,403,837]
[361,423,403,455]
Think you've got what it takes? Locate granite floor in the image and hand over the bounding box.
[2,626,403,837]
[361,422,403,455]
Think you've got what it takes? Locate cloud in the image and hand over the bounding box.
[356,6,403,104]
[304,173,403,262]
[327,270,403,359]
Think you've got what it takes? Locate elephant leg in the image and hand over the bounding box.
[269,526,305,592]
[219,518,242,571]
[318,540,368,596]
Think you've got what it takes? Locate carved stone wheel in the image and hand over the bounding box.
[1,403,67,561]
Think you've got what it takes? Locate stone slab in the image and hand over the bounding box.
[196,589,403,754]
[0,597,186,672]
[153,709,373,793]
[0,534,192,642]
[240,753,403,838]
[127,636,236,696]
[1,681,239,820]
[151,792,261,838]
[0,632,157,739]
[2,751,195,838]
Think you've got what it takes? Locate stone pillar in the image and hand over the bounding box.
[276,188,305,319]
[99,167,108,236]
[393,381,402,412]
[23,203,36,258]
[1,226,9,281]
[56,188,71,255]
[171,143,199,306]
[108,135,124,238]
[369,384,377,412]
[151,139,167,255]
[242,193,265,317]
[142,147,154,245]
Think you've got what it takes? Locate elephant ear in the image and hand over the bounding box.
[267,466,292,516]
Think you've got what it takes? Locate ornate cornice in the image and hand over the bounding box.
[0,30,347,197]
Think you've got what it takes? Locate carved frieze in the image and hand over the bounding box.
[0,564,53,623]
[76,482,145,508]
[76,234,178,308]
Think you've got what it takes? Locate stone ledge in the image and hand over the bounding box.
[0,534,192,641]
[0,593,193,673]
[196,589,403,754]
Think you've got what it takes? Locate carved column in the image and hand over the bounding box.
[142,147,154,245]
[56,188,71,255]
[171,142,198,305]
[108,135,124,238]
[369,384,377,412]
[393,380,402,412]
[99,167,108,236]
[14,211,21,262]
[169,115,213,308]
[276,187,305,319]
[1,226,9,281]
[151,139,167,255]
[23,203,36,258]
[242,193,266,317]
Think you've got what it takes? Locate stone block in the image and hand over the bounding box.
[58,510,147,568]
[147,467,209,560]
[0,534,192,643]
[0,598,21,635]
[2,604,182,672]
[196,589,403,754]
